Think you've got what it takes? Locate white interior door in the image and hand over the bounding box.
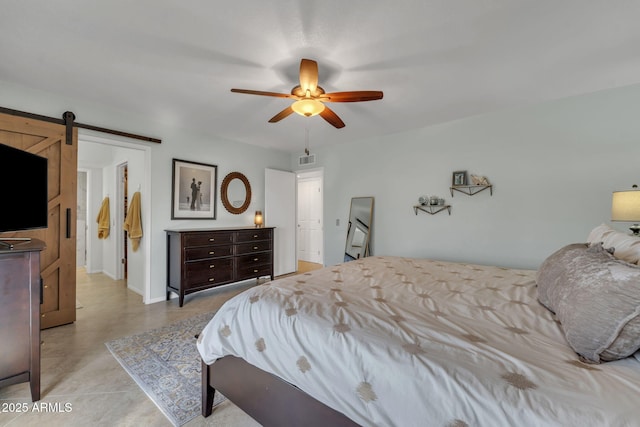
[265,168,296,276]
[297,176,323,264]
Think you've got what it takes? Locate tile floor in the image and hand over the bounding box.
[0,268,272,427]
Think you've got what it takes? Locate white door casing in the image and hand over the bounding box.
[265,168,296,276]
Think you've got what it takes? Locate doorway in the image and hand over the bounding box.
[296,169,323,269]
[77,132,151,303]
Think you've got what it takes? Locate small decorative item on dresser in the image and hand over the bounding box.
[452,170,467,186]
[254,210,263,228]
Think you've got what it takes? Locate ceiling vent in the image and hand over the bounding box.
[298,153,316,166]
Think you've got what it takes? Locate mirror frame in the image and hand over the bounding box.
[221,171,252,214]
[344,196,374,261]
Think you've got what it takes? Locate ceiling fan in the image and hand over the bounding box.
[231,58,383,129]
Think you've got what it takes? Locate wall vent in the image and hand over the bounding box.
[298,153,316,166]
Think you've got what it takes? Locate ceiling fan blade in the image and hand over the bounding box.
[299,59,319,94]
[268,106,295,123]
[231,88,295,99]
[320,91,384,102]
[319,106,346,129]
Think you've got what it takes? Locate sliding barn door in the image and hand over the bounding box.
[0,112,77,329]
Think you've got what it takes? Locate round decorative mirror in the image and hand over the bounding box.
[221,172,252,214]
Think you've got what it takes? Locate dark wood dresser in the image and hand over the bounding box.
[166,227,274,306]
[0,239,45,402]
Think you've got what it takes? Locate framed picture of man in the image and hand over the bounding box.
[171,158,218,219]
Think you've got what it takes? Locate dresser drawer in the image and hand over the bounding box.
[236,263,273,280]
[237,252,272,268]
[185,244,233,261]
[236,229,272,243]
[184,258,233,288]
[236,240,272,254]
[184,232,234,247]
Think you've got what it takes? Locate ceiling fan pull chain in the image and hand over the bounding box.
[305,128,310,156]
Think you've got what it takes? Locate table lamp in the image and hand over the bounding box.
[254,210,263,228]
[612,185,640,235]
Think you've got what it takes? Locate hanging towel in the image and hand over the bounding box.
[96,197,110,239]
[123,191,143,251]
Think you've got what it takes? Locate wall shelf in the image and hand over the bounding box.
[450,184,493,197]
[414,204,451,216]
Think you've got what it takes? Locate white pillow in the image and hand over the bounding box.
[603,232,640,264]
[586,224,640,264]
[586,223,616,245]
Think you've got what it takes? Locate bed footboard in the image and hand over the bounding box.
[202,356,360,427]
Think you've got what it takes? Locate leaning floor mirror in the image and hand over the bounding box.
[344,197,374,262]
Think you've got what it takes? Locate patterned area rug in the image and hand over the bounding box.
[106,312,225,426]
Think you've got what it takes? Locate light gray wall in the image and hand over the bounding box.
[298,84,640,269]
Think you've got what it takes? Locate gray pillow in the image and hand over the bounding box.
[536,243,640,363]
[536,243,588,313]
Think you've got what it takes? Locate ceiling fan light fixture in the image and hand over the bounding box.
[291,99,325,117]
[231,59,382,128]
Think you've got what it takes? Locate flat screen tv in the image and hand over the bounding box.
[0,143,48,233]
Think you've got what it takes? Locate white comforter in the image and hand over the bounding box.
[197,256,640,427]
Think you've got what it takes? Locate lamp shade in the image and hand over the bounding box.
[254,210,263,227]
[291,99,325,117]
[612,190,640,222]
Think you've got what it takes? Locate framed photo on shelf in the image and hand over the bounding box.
[452,170,468,186]
[171,158,218,219]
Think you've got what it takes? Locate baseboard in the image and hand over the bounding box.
[128,284,143,296]
[145,295,167,305]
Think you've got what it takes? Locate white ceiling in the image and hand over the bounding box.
[2,1,640,153]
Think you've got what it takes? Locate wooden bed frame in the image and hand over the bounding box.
[202,356,361,426]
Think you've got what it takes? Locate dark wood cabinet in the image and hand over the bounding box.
[166,227,274,306]
[0,239,44,402]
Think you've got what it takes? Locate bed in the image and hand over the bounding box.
[197,228,640,426]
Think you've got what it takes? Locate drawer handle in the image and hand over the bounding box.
[253,234,259,238]
[209,251,215,255]
[209,264,215,268]
[209,238,215,242]
[253,257,259,261]
[253,246,259,250]
[209,278,215,282]
[253,269,259,273]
